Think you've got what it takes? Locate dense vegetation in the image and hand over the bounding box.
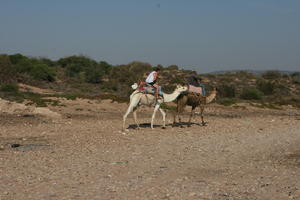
[1,53,300,108]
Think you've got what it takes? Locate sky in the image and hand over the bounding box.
[0,0,299,73]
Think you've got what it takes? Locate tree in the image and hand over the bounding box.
[58,55,110,83]
[0,54,16,84]
[30,63,56,81]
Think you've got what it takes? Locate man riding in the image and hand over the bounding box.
[139,67,161,98]
[186,71,206,96]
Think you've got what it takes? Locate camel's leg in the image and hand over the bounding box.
[133,108,140,129]
[151,104,160,129]
[188,106,196,127]
[199,105,206,126]
[123,95,140,131]
[123,105,134,131]
[172,111,177,126]
[177,102,187,128]
[159,108,166,129]
[177,111,184,128]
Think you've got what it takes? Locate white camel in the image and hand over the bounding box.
[122,84,188,131]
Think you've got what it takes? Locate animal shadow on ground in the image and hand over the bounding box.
[127,122,208,129]
[127,123,165,130]
[171,121,208,127]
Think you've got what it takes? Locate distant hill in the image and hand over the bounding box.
[207,69,299,76]
[1,53,300,108]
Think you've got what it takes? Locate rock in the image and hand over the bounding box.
[11,144,21,148]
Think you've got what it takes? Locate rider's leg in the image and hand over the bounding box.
[153,84,159,98]
[199,84,206,96]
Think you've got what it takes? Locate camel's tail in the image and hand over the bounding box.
[206,88,217,104]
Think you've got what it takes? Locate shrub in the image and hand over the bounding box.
[160,103,176,110]
[166,65,179,70]
[85,65,104,83]
[236,71,256,79]
[273,83,291,96]
[65,63,82,77]
[0,54,16,84]
[218,98,237,106]
[170,77,185,85]
[30,63,56,81]
[262,70,282,80]
[128,61,152,74]
[9,53,27,65]
[0,84,19,92]
[59,55,109,83]
[99,61,112,74]
[14,57,34,74]
[291,72,300,78]
[291,72,300,84]
[240,88,263,100]
[256,79,275,95]
[218,84,236,98]
[60,93,85,100]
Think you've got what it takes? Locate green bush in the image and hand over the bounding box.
[262,70,282,80]
[256,79,275,95]
[0,54,16,84]
[14,57,34,74]
[218,84,236,98]
[99,61,112,74]
[291,72,300,84]
[166,65,179,70]
[59,56,110,83]
[236,71,256,79]
[9,53,27,65]
[30,63,56,81]
[218,98,237,106]
[128,61,152,74]
[240,88,263,100]
[85,65,103,83]
[0,84,19,92]
[66,63,83,77]
[160,103,176,110]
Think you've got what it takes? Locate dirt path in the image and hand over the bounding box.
[1,101,300,200]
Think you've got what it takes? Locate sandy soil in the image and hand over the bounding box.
[1,98,300,200]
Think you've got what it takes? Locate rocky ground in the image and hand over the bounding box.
[1,98,300,200]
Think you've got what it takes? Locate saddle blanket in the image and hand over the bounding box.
[188,85,204,96]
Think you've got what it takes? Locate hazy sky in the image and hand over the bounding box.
[0,0,299,73]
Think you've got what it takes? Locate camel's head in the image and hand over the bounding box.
[131,83,138,90]
[212,87,218,94]
[175,85,188,92]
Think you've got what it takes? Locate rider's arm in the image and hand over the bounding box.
[153,72,158,81]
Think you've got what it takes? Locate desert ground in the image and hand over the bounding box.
[1,97,300,200]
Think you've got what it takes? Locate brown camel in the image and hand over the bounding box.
[173,88,217,127]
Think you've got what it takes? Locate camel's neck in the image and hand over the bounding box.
[206,91,217,103]
[163,90,182,102]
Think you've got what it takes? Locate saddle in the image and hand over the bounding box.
[188,85,205,96]
[138,85,163,97]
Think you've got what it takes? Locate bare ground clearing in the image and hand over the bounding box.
[1,99,300,200]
